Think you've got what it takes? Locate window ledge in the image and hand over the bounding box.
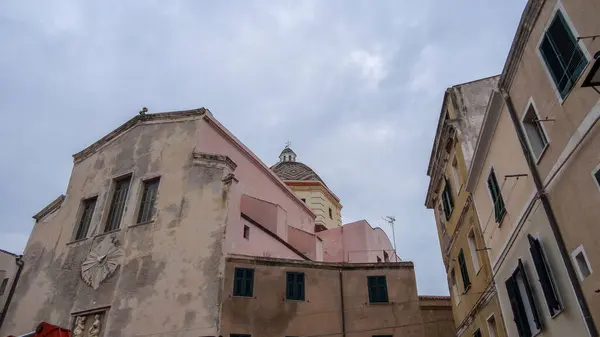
[129,220,154,229]
[66,238,88,246]
[94,229,121,239]
[284,299,306,303]
[496,211,507,227]
[550,307,564,319]
[231,295,256,299]
[534,144,549,165]
[462,284,471,294]
[368,301,391,305]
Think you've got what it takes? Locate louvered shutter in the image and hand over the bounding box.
[518,259,541,330]
[528,235,561,315]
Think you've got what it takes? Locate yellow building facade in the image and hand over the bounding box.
[425,77,506,337]
[271,146,342,231]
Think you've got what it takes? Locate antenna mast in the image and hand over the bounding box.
[382,216,397,262]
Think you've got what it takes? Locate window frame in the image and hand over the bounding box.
[457,248,471,292]
[233,268,255,297]
[0,278,8,296]
[329,207,333,219]
[136,176,160,225]
[467,228,481,274]
[521,98,550,163]
[73,196,98,241]
[527,234,562,317]
[536,3,591,103]
[285,271,305,301]
[441,178,454,220]
[505,259,542,337]
[486,168,506,224]
[243,225,250,239]
[367,275,389,304]
[103,173,133,233]
[571,245,593,281]
[486,313,498,337]
[473,329,482,337]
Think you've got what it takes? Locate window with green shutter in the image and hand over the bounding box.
[505,259,542,337]
[487,169,506,223]
[528,235,562,316]
[233,268,254,297]
[441,178,454,220]
[367,276,388,303]
[458,249,471,291]
[539,10,588,98]
[286,272,305,301]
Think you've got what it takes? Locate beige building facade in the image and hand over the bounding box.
[222,255,454,337]
[497,0,600,332]
[426,77,506,337]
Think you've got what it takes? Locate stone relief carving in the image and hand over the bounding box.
[72,316,86,337]
[88,315,101,337]
[81,236,124,290]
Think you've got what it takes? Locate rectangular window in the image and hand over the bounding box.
[441,178,454,220]
[137,177,160,224]
[329,208,333,219]
[0,278,8,295]
[467,229,480,272]
[367,276,388,303]
[74,197,97,240]
[243,225,250,239]
[233,268,254,297]
[377,256,382,263]
[487,169,505,223]
[286,272,305,301]
[539,10,588,98]
[105,175,132,232]
[572,246,592,280]
[383,251,389,262]
[528,234,562,316]
[522,104,548,159]
[458,249,471,291]
[473,329,482,337]
[505,259,541,337]
[487,315,498,337]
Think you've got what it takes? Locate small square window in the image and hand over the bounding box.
[301,198,306,203]
[367,276,388,303]
[243,225,250,239]
[286,272,305,301]
[74,197,97,240]
[233,268,254,297]
[137,177,160,224]
[572,246,592,281]
[377,256,382,263]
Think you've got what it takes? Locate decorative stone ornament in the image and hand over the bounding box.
[72,316,86,337]
[81,237,124,290]
[88,315,101,337]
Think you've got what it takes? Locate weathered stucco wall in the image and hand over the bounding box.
[221,256,454,337]
[1,116,233,337]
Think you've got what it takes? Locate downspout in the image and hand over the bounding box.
[0,255,24,330]
[501,89,598,337]
[339,270,346,337]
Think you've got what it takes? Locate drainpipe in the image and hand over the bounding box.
[339,270,346,337]
[501,89,598,337]
[0,255,24,330]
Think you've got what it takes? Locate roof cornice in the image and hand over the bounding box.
[498,0,546,91]
[32,194,65,221]
[73,109,208,163]
[465,90,505,193]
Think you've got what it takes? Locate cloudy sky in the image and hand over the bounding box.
[0,0,525,295]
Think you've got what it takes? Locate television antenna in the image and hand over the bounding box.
[382,216,398,262]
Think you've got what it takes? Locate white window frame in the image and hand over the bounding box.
[486,313,497,337]
[535,1,592,104]
[571,245,593,281]
[521,98,550,164]
[467,228,481,274]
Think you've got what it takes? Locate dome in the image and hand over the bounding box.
[271,146,326,185]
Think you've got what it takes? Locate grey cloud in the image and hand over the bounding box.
[0,0,525,295]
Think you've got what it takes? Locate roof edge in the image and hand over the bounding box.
[72,108,208,163]
[226,254,414,270]
[32,194,65,221]
[498,0,546,91]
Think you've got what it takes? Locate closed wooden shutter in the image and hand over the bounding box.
[528,235,561,315]
[518,259,541,330]
[505,275,529,337]
[458,249,471,290]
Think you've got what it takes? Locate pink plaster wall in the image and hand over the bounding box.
[287,226,322,261]
[318,220,399,263]
[240,195,287,240]
[196,115,315,233]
